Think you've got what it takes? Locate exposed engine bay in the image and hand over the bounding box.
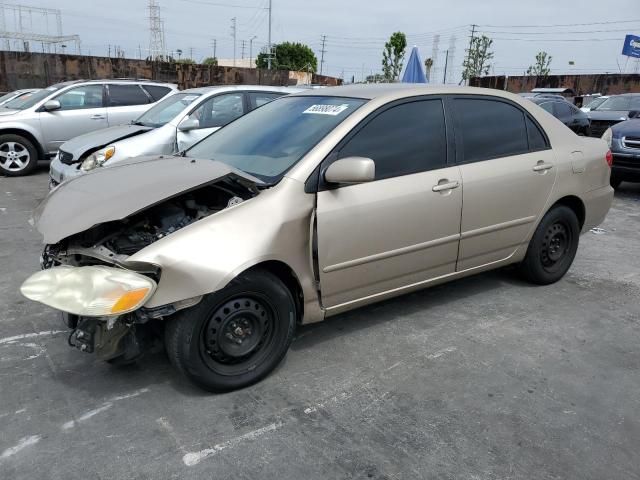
[42,178,255,269]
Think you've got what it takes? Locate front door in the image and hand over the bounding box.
[316,98,463,309]
[39,84,107,154]
[176,92,246,151]
[451,96,558,270]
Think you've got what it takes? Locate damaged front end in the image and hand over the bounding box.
[22,155,262,363]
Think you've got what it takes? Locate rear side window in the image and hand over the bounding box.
[249,92,284,109]
[142,85,173,102]
[453,98,529,163]
[108,84,150,107]
[338,99,447,180]
[526,116,548,151]
[554,101,573,120]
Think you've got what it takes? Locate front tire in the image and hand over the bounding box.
[0,134,39,176]
[164,269,296,392]
[519,205,580,285]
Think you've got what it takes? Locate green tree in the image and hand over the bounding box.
[382,32,407,81]
[462,35,494,81]
[527,51,552,76]
[175,58,195,64]
[202,57,218,66]
[256,42,317,71]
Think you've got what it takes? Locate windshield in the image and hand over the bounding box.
[584,97,606,109]
[2,86,59,110]
[186,96,367,182]
[135,92,201,127]
[0,91,19,104]
[594,96,640,112]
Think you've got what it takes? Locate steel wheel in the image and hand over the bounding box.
[200,295,277,376]
[0,141,31,172]
[540,221,572,272]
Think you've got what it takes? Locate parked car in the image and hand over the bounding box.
[49,85,301,188]
[518,92,568,101]
[21,85,613,392]
[603,110,640,189]
[528,97,591,135]
[0,79,177,176]
[580,95,608,112]
[0,88,40,106]
[587,93,640,137]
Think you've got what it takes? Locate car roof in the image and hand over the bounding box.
[291,84,533,102]
[50,79,177,88]
[181,85,303,94]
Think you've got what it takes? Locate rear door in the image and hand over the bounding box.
[105,84,153,126]
[316,98,463,308]
[451,96,557,271]
[38,84,108,153]
[176,92,246,151]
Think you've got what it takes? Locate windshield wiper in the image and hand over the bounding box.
[130,120,146,126]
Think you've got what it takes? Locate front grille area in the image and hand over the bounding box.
[589,120,618,138]
[59,150,76,165]
[623,136,640,150]
[612,155,640,170]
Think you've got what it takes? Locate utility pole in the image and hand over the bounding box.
[231,17,237,66]
[319,34,327,75]
[249,35,257,68]
[464,24,477,84]
[267,0,272,69]
[211,38,217,59]
[443,49,449,84]
[189,47,193,61]
[241,39,246,60]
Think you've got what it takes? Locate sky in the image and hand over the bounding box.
[5,0,640,82]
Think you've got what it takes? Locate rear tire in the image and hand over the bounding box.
[0,134,39,176]
[164,269,296,392]
[610,177,622,189]
[519,205,580,285]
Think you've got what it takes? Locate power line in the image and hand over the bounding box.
[479,19,640,28]
[489,37,625,42]
[481,28,639,35]
[178,0,267,9]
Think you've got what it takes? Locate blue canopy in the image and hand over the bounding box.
[402,46,427,83]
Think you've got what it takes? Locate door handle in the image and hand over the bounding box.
[533,162,553,172]
[90,114,105,120]
[432,180,460,192]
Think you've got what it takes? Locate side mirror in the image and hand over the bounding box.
[178,118,200,132]
[628,110,639,119]
[324,157,375,185]
[42,100,61,112]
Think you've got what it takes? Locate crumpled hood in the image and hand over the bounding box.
[59,124,154,160]
[587,110,630,122]
[611,118,640,137]
[36,155,263,244]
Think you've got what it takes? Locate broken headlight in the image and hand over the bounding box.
[20,265,156,316]
[81,146,115,171]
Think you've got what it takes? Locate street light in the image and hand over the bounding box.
[176,49,183,60]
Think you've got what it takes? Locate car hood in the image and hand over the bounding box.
[60,124,154,159]
[0,108,20,117]
[35,155,263,244]
[587,110,630,121]
[611,118,640,137]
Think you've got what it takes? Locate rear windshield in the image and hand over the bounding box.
[134,92,201,127]
[186,96,366,182]
[2,86,59,110]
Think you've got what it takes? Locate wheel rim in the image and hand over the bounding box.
[540,221,572,271]
[0,141,30,172]
[200,295,276,375]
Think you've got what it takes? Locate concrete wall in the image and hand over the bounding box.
[470,74,640,95]
[0,51,341,91]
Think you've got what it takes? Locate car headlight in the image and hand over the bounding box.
[20,265,156,316]
[81,146,115,171]
[602,128,613,148]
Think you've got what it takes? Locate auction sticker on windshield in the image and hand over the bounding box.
[303,104,350,115]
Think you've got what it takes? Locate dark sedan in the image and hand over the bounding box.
[529,97,591,135]
[605,111,640,189]
[587,94,640,137]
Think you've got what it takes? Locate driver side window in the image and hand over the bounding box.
[188,93,244,129]
[54,85,104,111]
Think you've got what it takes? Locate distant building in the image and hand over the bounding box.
[216,58,255,68]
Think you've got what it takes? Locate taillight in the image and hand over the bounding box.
[605,150,613,167]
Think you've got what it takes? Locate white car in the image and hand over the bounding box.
[0,88,40,106]
[49,85,301,187]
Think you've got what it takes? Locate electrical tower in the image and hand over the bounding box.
[0,3,80,53]
[147,0,166,60]
[431,35,440,84]
[446,35,456,84]
[319,34,327,75]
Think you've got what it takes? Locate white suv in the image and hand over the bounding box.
[0,79,177,176]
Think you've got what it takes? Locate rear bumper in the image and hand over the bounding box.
[581,185,614,233]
